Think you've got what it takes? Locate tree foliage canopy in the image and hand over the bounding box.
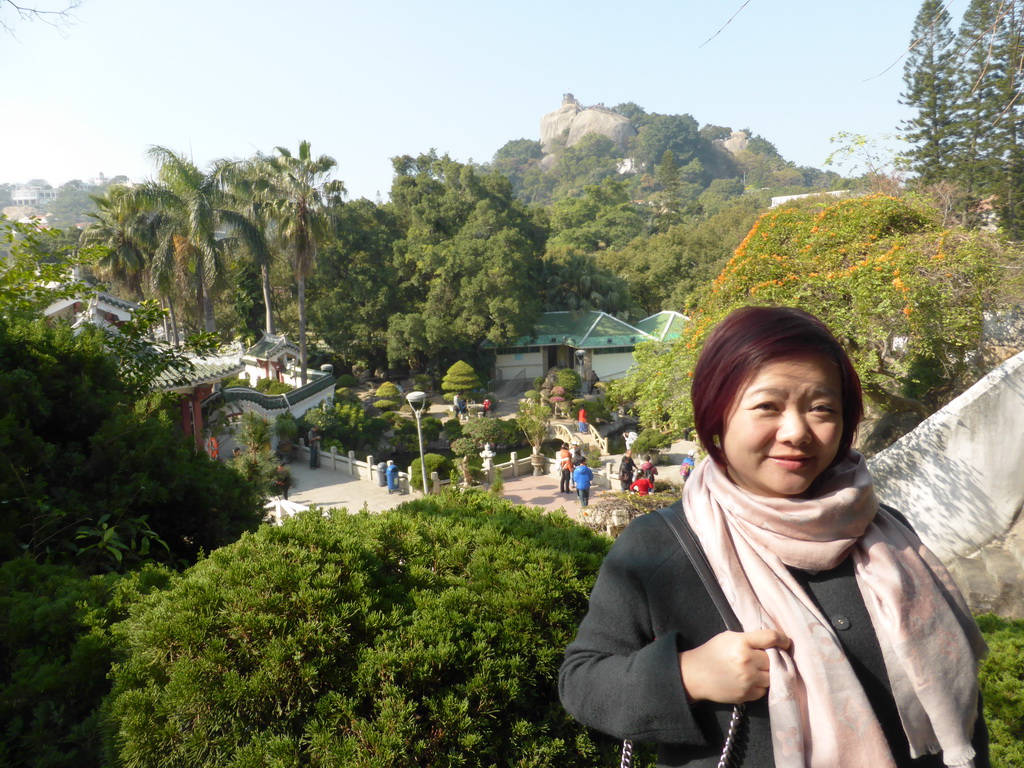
[619,195,1004,434]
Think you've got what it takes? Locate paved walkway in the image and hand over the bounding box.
[279,438,697,525]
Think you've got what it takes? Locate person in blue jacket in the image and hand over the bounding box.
[572,457,594,507]
[386,459,400,494]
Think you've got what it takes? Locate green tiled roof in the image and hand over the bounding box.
[243,333,299,361]
[489,311,657,349]
[633,311,688,341]
[153,354,246,392]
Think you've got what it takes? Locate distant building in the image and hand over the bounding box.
[12,183,57,207]
[486,310,687,384]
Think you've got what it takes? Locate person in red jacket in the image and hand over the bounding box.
[629,475,654,496]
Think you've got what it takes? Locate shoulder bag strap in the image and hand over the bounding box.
[619,503,747,768]
[657,503,743,632]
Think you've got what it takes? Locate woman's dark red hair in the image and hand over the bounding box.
[691,306,863,468]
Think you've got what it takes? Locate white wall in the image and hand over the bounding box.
[868,349,1024,562]
[496,351,543,381]
[591,352,635,381]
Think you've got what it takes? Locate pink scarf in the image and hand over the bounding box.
[682,452,987,768]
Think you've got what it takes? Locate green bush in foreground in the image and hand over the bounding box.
[104,496,615,767]
[977,613,1024,767]
[0,559,172,768]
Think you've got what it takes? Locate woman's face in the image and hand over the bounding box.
[720,356,843,498]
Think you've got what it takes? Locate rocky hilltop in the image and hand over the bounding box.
[540,94,637,153]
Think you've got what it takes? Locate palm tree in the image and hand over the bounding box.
[218,160,277,335]
[266,141,346,384]
[81,185,153,301]
[137,146,228,333]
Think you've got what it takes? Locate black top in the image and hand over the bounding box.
[559,505,989,768]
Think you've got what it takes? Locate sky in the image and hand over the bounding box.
[0,0,966,202]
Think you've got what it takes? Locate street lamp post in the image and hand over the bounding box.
[574,348,586,385]
[406,390,429,494]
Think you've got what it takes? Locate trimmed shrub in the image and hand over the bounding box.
[555,368,582,398]
[420,416,444,443]
[373,381,402,412]
[631,428,671,456]
[442,419,463,442]
[255,378,294,395]
[462,417,507,448]
[441,360,482,395]
[335,373,358,388]
[334,385,359,405]
[103,499,616,767]
[410,453,453,491]
[522,389,541,403]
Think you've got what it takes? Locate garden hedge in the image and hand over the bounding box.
[104,496,618,767]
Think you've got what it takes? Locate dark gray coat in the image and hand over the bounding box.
[559,503,989,767]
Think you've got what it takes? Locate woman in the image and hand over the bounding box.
[559,306,988,768]
[619,450,638,491]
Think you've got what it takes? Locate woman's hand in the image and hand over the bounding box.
[678,629,790,704]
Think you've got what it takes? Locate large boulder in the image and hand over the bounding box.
[566,106,636,151]
[540,93,582,152]
[539,94,637,154]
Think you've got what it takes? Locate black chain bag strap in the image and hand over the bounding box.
[618,504,747,768]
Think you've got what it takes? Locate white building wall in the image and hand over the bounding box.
[591,352,636,381]
[495,351,543,381]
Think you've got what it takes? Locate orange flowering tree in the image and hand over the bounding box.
[621,194,1003,433]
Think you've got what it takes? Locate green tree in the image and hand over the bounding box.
[900,0,958,186]
[267,140,346,384]
[441,360,482,395]
[385,152,544,369]
[136,147,229,333]
[309,198,403,370]
[0,316,262,571]
[620,195,1002,434]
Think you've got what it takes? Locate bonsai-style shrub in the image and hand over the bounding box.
[410,453,453,492]
[274,412,299,456]
[442,418,464,442]
[555,368,582,398]
[373,381,403,412]
[522,389,541,403]
[462,417,507,449]
[420,416,444,444]
[334,385,359,405]
[585,396,613,424]
[515,399,552,453]
[103,498,618,767]
[631,428,671,457]
[335,373,358,388]
[441,360,482,396]
[412,373,433,391]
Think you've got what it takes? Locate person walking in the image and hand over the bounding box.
[572,457,594,508]
[578,406,589,434]
[558,443,573,494]
[307,426,321,469]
